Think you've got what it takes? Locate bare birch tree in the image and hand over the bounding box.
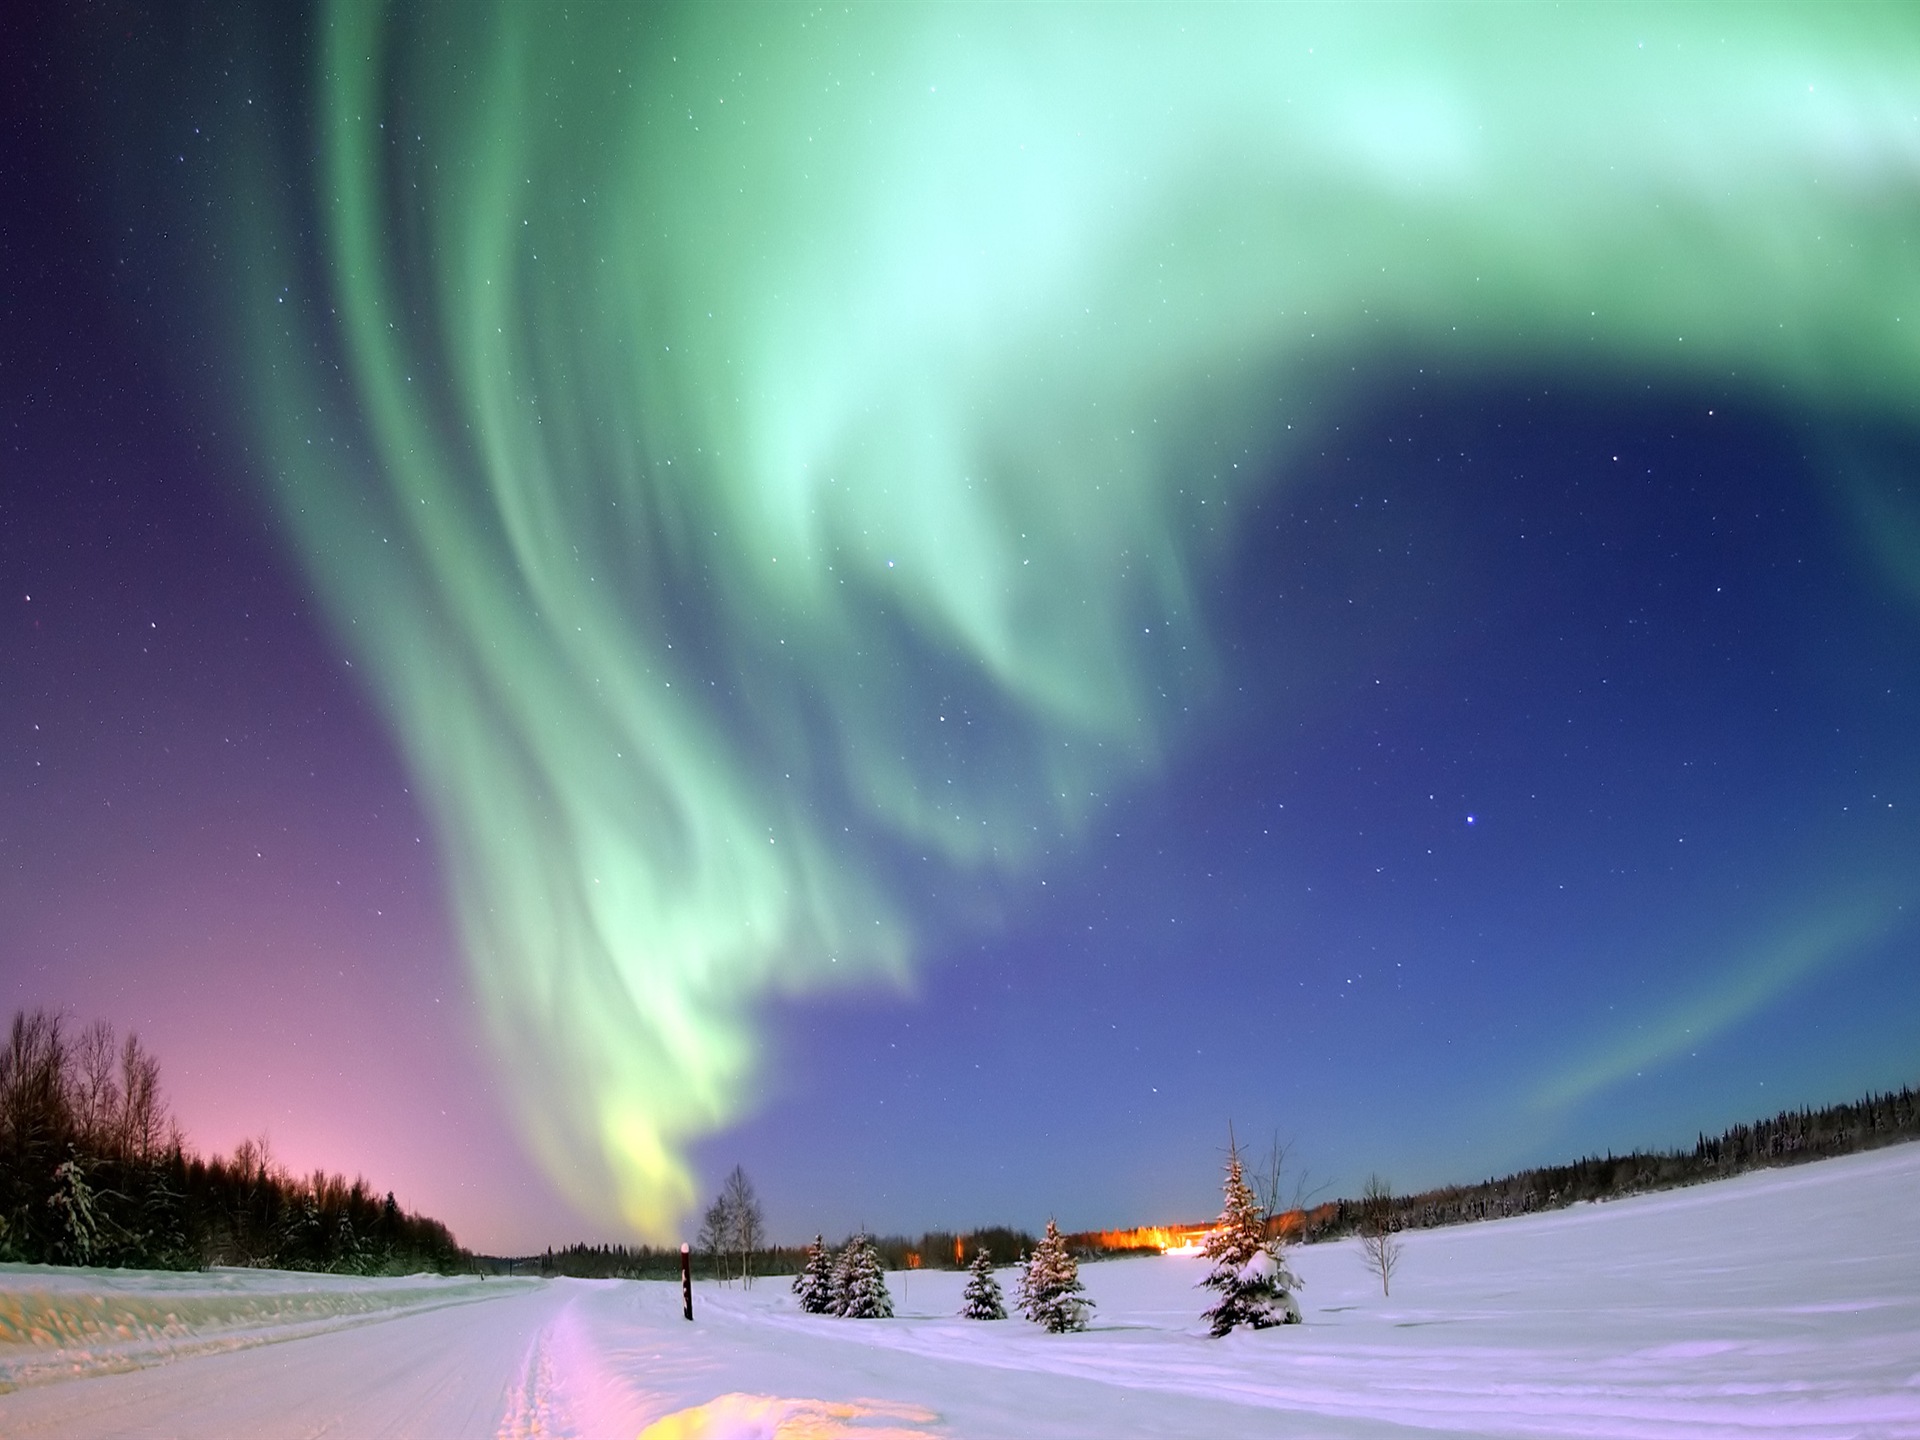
[698,1166,766,1286]
[1359,1174,1402,1297]
[722,1165,764,1288]
[698,1193,734,1282]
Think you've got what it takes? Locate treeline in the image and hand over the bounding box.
[512,1225,1040,1281]
[875,1226,1037,1273]
[506,1242,698,1280]
[1298,1081,1920,1241]
[0,1009,465,1273]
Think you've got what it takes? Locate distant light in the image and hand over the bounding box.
[1466,815,1476,825]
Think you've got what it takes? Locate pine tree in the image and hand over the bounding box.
[833,1232,894,1318]
[1200,1141,1301,1336]
[1020,1219,1092,1333]
[960,1244,1006,1320]
[793,1234,835,1314]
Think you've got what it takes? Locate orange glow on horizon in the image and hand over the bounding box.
[1081,1224,1212,1255]
[1078,1206,1327,1255]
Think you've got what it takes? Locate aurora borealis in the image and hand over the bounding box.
[5,4,1919,1250]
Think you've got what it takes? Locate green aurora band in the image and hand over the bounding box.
[217,3,1920,1237]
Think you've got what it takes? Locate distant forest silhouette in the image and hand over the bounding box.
[0,1010,462,1272]
[497,1226,1040,1282]
[1279,1082,1920,1246]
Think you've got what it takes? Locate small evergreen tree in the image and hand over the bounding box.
[960,1244,1006,1320]
[1020,1220,1092,1333]
[1010,1248,1030,1317]
[834,1232,893,1318]
[829,1236,857,1314]
[1200,1140,1302,1336]
[48,1151,101,1266]
[793,1234,835,1314]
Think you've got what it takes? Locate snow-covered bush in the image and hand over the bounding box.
[832,1232,893,1318]
[960,1245,1006,1319]
[793,1234,836,1313]
[1020,1220,1092,1333]
[1200,1144,1301,1336]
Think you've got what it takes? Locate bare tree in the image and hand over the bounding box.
[722,1166,765,1287]
[698,1192,736,1283]
[0,1010,70,1170]
[117,1031,165,1162]
[1250,1131,1327,1243]
[73,1022,121,1153]
[696,1166,766,1287]
[1359,1175,1402,1297]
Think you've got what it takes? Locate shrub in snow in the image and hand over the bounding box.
[793,1234,835,1314]
[1020,1220,1093,1333]
[1200,1144,1301,1336]
[960,1245,1006,1319]
[832,1232,893,1318]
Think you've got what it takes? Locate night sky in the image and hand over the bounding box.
[5,5,1917,1255]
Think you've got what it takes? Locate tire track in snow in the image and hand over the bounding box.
[497,1325,578,1439]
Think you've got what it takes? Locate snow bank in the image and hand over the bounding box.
[0,1265,522,1392]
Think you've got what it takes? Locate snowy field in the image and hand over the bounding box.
[2,1143,1916,1439]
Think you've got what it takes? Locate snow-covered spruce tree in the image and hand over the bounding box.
[1020,1220,1092,1333]
[793,1234,835,1314]
[1200,1141,1302,1336]
[829,1236,856,1314]
[834,1232,894,1318]
[48,1151,101,1267]
[960,1245,1006,1320]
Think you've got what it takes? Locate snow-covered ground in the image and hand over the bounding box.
[2,1143,1915,1438]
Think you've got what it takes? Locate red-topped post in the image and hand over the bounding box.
[681,1241,693,1321]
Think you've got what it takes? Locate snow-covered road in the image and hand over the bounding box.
[0,1271,571,1436]
[4,1143,1917,1438]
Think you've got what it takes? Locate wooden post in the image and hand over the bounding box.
[681,1242,693,1321]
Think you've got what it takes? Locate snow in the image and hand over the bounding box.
[3,1143,1916,1437]
[1237,1247,1276,1284]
